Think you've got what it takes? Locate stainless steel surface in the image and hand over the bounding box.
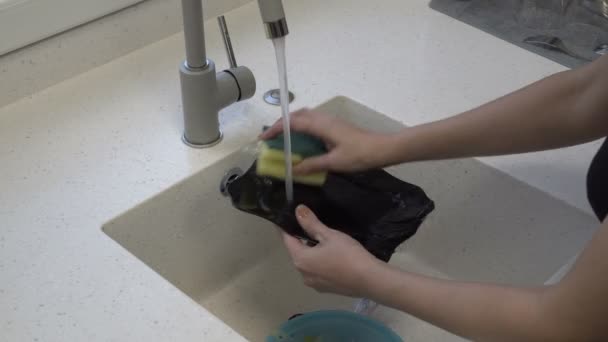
[181,0,207,69]
[263,88,295,106]
[258,0,289,38]
[219,167,243,196]
[263,18,289,39]
[218,16,238,68]
[595,43,608,55]
[524,35,592,61]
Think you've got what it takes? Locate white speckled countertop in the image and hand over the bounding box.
[0,0,601,341]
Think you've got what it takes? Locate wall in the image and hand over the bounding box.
[0,0,252,108]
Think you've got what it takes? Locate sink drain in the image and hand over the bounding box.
[263,89,295,106]
[220,168,243,196]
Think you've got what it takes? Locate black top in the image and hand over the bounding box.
[587,138,608,222]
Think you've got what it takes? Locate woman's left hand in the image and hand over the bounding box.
[282,205,385,298]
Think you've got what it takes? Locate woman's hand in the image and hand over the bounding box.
[260,109,395,174]
[282,204,386,298]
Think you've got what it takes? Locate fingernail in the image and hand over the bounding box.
[296,205,311,219]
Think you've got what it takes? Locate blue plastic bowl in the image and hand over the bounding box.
[266,310,403,342]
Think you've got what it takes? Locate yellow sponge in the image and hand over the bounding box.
[257,132,328,186]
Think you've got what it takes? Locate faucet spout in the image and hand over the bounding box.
[258,0,289,39]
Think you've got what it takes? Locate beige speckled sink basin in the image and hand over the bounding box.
[102,96,596,341]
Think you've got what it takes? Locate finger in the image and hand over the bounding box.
[259,108,310,140]
[290,107,311,117]
[290,112,335,144]
[259,118,284,140]
[295,205,329,242]
[293,154,333,175]
[282,231,307,258]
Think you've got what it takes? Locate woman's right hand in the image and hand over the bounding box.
[259,108,394,174]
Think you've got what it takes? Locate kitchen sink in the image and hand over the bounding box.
[103,96,596,341]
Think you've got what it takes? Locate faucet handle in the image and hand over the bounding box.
[217,16,237,69]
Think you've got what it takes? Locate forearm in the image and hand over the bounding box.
[364,264,553,341]
[359,220,608,341]
[383,57,608,164]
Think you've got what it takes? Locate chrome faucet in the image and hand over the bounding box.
[179,0,289,147]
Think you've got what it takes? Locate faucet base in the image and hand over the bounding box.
[180,59,256,148]
[182,130,223,148]
[180,60,222,146]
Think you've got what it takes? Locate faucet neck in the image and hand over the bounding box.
[181,0,207,69]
